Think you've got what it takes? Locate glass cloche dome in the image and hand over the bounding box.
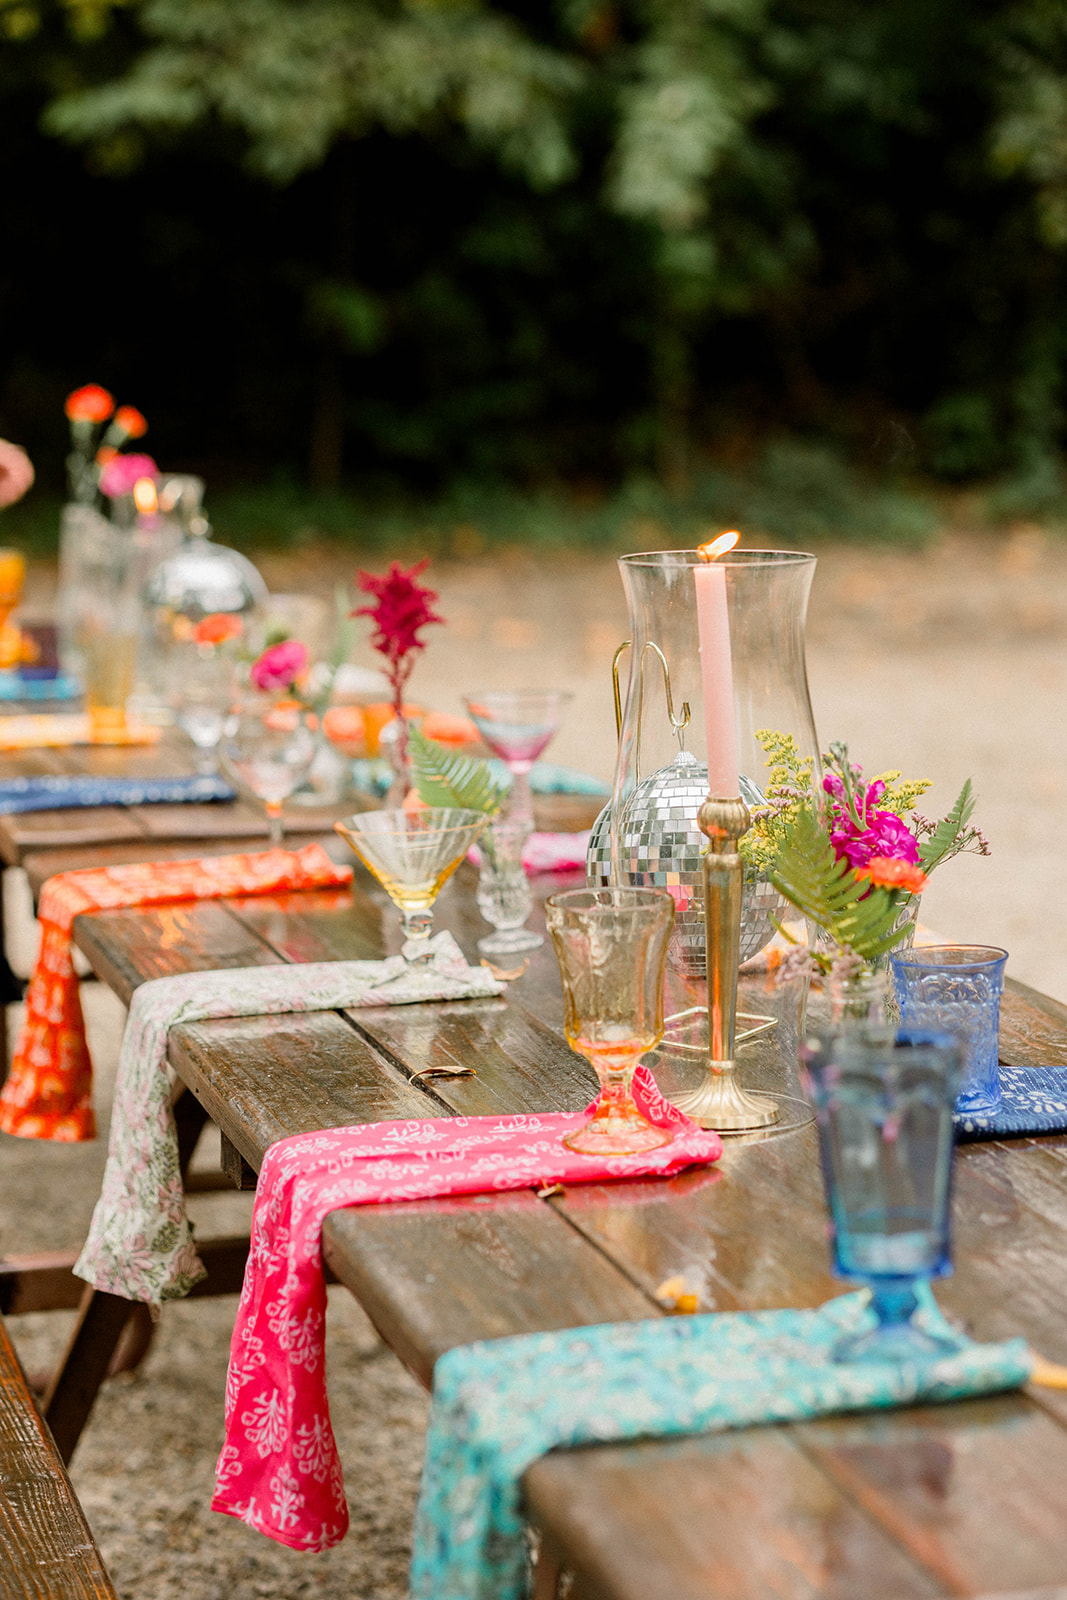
[144,477,268,632]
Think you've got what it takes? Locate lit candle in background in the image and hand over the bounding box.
[694,531,740,797]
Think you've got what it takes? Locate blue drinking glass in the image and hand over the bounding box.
[890,945,1007,1115]
[800,1025,963,1362]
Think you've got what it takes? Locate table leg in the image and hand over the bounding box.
[42,1285,141,1465]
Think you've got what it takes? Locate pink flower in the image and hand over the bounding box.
[99,452,158,498]
[831,810,921,869]
[0,439,34,509]
[251,639,309,693]
[823,766,921,869]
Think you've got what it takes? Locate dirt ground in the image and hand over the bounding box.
[4,527,1067,1598]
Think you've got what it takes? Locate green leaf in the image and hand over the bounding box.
[918,779,975,875]
[768,803,915,962]
[408,723,508,815]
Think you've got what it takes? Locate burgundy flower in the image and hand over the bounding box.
[353,559,443,672]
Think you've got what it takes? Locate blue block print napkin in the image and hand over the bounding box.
[0,774,236,815]
[955,1064,1067,1140]
[409,1290,1030,1600]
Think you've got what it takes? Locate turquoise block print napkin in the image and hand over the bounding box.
[955,1063,1067,1140]
[0,671,81,702]
[410,1291,1030,1600]
[0,773,236,814]
[350,759,609,802]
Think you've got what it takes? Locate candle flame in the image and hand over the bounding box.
[133,477,158,515]
[697,530,740,562]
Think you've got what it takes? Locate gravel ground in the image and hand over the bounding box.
[3,527,1067,1596]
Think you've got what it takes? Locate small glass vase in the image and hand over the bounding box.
[476,818,542,955]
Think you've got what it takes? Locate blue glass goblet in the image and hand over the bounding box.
[800,1025,963,1362]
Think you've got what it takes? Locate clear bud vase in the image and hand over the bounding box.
[803,965,892,1049]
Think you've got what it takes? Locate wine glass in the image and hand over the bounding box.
[335,807,489,962]
[173,646,235,774]
[220,700,316,844]
[545,886,675,1156]
[800,1023,964,1362]
[463,689,573,827]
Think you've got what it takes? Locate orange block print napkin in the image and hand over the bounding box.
[0,844,351,1142]
[0,713,162,750]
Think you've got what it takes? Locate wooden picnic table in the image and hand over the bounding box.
[19,855,1067,1600]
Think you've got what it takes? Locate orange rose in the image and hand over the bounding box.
[95,446,118,467]
[65,384,114,424]
[194,612,244,647]
[855,856,928,894]
[113,405,148,439]
[421,711,480,747]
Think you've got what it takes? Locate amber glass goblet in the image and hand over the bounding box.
[545,886,675,1156]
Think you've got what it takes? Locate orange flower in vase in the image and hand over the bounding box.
[65,384,114,424]
[112,405,148,440]
[855,857,929,895]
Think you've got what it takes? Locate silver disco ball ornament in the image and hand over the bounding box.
[586,750,789,974]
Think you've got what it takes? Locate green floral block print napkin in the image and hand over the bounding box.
[410,1289,1030,1600]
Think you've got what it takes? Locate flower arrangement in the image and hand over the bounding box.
[64,384,150,506]
[747,734,989,976]
[353,559,444,788]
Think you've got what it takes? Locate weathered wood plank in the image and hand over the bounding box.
[321,1193,658,1390]
[0,1317,116,1599]
[525,1429,943,1600]
[1001,979,1067,1068]
[168,1009,436,1170]
[72,900,284,1005]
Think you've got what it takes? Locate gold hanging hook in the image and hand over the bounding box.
[610,640,691,743]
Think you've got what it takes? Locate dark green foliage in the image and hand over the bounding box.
[769,804,914,963]
[2,0,1067,506]
[917,779,977,876]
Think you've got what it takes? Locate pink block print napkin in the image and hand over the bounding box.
[212,1070,721,1551]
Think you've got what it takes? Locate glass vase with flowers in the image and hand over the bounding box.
[352,559,444,805]
[756,738,990,1032]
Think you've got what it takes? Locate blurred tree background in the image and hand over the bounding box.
[3,0,1067,545]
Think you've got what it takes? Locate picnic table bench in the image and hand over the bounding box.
[10,854,1067,1600]
[0,1312,116,1600]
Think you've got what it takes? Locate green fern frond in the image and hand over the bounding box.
[409,724,508,815]
[769,803,915,962]
[918,778,975,874]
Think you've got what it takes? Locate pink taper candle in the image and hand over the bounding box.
[694,532,740,797]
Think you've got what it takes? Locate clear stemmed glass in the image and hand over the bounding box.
[173,647,235,774]
[800,1021,964,1362]
[335,807,489,962]
[220,700,317,844]
[475,817,541,956]
[463,689,573,828]
[545,886,675,1156]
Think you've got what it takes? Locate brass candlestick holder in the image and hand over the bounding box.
[670,794,780,1132]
